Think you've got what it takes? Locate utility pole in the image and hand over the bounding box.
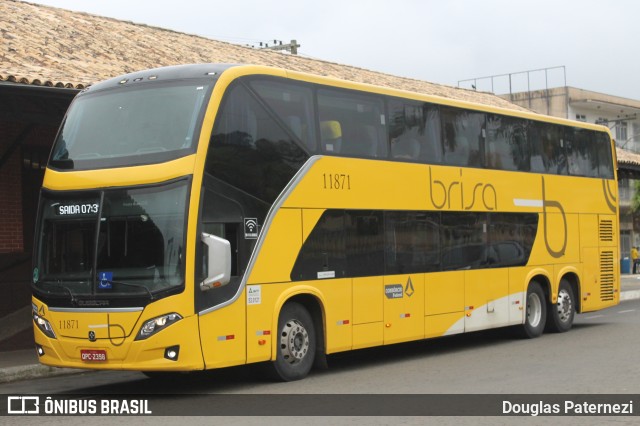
[260,39,300,55]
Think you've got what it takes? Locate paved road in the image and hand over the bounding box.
[2,299,639,425]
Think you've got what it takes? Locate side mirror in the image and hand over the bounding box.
[200,232,231,291]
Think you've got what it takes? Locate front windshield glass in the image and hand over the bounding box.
[35,180,189,300]
[50,81,210,170]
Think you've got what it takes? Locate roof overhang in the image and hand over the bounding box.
[571,99,640,118]
[0,81,80,96]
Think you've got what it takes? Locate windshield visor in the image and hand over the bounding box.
[34,180,189,300]
[49,81,210,170]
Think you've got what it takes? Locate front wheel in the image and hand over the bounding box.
[545,279,575,333]
[519,281,547,338]
[269,302,316,382]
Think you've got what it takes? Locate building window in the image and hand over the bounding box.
[616,121,628,142]
[575,114,586,122]
[618,178,631,202]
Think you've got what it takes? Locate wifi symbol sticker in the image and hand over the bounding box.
[244,218,259,239]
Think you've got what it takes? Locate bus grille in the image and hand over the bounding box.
[599,219,613,242]
[600,250,615,301]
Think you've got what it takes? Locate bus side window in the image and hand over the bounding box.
[529,123,567,175]
[388,100,442,163]
[488,213,531,267]
[291,210,347,281]
[565,127,598,177]
[595,132,614,179]
[249,79,317,152]
[346,211,384,277]
[317,88,386,159]
[208,83,309,204]
[441,107,485,168]
[441,212,487,270]
[485,115,530,171]
[384,211,440,274]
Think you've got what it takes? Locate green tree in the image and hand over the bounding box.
[632,180,640,213]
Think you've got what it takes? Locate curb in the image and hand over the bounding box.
[0,364,86,385]
[620,290,640,302]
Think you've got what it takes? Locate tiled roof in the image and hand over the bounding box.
[0,0,529,111]
[617,147,640,168]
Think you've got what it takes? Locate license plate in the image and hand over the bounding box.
[80,349,107,362]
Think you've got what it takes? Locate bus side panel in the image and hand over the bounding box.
[581,247,600,311]
[248,208,303,285]
[199,290,247,369]
[246,283,279,364]
[578,213,619,312]
[383,274,424,345]
[352,276,384,349]
[581,247,619,312]
[528,213,580,267]
[579,213,600,311]
[424,271,465,339]
[579,214,599,252]
[598,214,620,309]
[425,312,464,339]
[507,267,531,325]
[425,271,465,316]
[313,279,353,354]
[464,268,510,332]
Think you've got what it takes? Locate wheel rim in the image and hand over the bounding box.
[527,292,542,327]
[280,319,310,365]
[556,289,573,322]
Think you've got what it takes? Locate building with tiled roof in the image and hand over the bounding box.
[0,0,527,110]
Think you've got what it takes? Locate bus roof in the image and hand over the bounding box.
[85,63,612,136]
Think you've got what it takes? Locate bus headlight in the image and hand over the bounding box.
[33,313,56,339]
[135,313,182,340]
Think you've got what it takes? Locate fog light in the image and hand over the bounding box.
[36,345,45,357]
[164,345,179,361]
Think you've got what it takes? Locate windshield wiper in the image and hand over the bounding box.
[36,281,78,306]
[104,280,155,300]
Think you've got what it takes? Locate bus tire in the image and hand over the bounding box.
[545,279,575,333]
[520,281,546,338]
[270,302,316,381]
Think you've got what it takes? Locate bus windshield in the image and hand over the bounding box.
[34,180,189,301]
[49,80,210,170]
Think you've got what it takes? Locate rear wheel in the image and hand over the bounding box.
[269,302,316,382]
[545,279,575,333]
[520,281,546,338]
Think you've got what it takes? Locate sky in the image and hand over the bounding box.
[26,0,640,100]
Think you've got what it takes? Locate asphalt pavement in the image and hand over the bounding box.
[1,275,639,384]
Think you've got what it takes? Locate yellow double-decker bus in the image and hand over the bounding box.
[31,64,619,381]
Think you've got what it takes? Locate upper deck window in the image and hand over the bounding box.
[317,89,387,158]
[441,107,485,167]
[208,82,309,204]
[388,100,442,163]
[50,80,211,170]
